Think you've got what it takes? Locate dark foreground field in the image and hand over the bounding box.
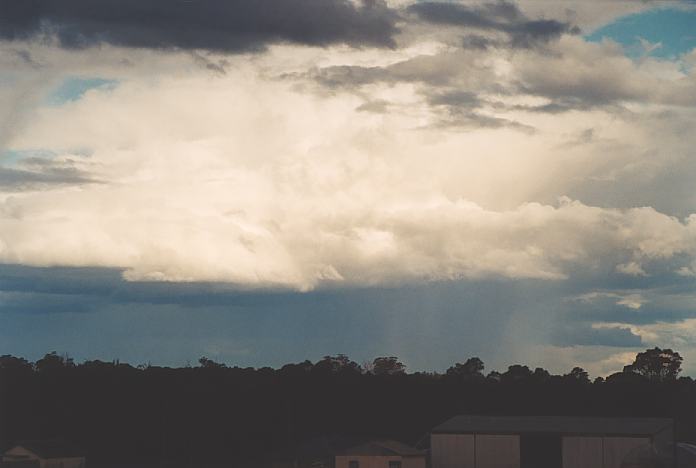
[2,351,694,467]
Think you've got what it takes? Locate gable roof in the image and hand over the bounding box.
[432,415,673,437]
[338,440,425,457]
[10,441,84,459]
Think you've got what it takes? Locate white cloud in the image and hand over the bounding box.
[616,294,646,310]
[616,262,647,277]
[572,291,646,309]
[1,37,696,290]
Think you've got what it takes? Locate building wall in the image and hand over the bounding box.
[430,434,520,468]
[562,436,603,468]
[430,434,475,468]
[603,437,650,468]
[432,433,657,468]
[475,435,520,468]
[402,456,427,468]
[335,455,425,468]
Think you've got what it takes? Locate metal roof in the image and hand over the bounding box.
[337,440,426,457]
[432,415,674,437]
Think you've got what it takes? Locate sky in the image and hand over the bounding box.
[1,0,696,378]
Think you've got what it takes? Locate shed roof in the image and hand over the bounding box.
[337,440,425,457]
[432,415,673,437]
[10,441,84,459]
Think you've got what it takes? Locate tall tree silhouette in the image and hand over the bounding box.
[623,347,683,381]
[446,357,485,379]
[371,356,406,375]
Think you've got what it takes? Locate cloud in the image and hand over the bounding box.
[0,53,695,290]
[571,291,647,310]
[408,0,579,48]
[592,318,696,374]
[616,261,647,277]
[676,266,696,277]
[302,34,696,126]
[0,0,398,52]
[552,323,642,348]
[0,157,97,191]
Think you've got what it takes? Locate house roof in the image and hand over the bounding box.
[432,415,673,437]
[10,441,84,459]
[337,440,425,457]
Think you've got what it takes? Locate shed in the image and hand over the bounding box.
[430,415,674,468]
[2,441,85,468]
[335,440,426,468]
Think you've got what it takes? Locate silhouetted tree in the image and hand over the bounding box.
[198,356,227,369]
[564,367,590,384]
[0,354,33,372]
[623,347,683,381]
[501,364,533,383]
[313,354,362,375]
[371,356,406,375]
[446,357,484,379]
[35,351,74,372]
[279,360,313,377]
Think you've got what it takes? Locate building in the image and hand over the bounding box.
[2,441,85,468]
[430,415,675,468]
[335,440,426,468]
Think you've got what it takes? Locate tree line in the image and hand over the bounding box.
[0,347,694,467]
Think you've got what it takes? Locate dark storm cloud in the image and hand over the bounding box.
[408,1,579,48]
[0,291,95,314]
[0,0,398,52]
[552,324,643,348]
[461,34,500,50]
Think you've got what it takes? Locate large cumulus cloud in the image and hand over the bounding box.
[2,56,696,290]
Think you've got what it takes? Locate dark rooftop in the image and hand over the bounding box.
[337,440,425,457]
[9,441,84,459]
[432,415,674,437]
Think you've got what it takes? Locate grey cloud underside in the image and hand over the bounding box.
[0,0,398,51]
[0,160,96,190]
[302,62,534,129]
[552,324,643,348]
[408,1,579,48]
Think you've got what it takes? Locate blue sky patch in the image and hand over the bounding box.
[0,149,58,167]
[44,77,118,106]
[586,7,696,60]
